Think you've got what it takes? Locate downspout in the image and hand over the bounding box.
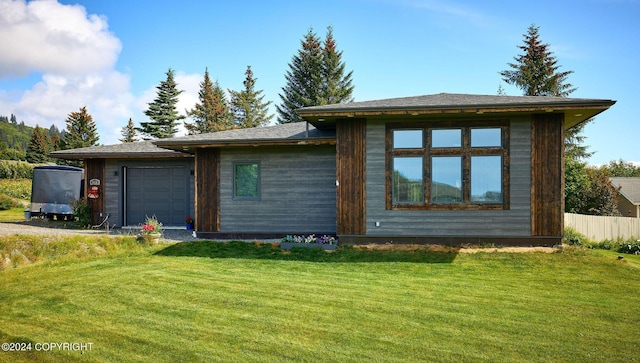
[305,121,309,138]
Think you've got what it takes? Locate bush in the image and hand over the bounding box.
[0,178,32,200]
[563,227,590,246]
[0,160,34,179]
[617,238,640,255]
[72,199,92,228]
[0,194,19,210]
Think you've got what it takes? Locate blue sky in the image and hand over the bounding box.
[0,0,638,165]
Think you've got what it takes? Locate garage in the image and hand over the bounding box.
[124,166,189,226]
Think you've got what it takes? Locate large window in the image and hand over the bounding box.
[387,122,509,210]
[234,162,260,199]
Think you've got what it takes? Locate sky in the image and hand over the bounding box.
[0,0,638,166]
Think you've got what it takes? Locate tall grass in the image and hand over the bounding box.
[0,240,638,362]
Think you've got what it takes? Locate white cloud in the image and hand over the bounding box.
[0,0,121,78]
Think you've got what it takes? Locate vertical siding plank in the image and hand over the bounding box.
[337,119,366,235]
[531,114,564,236]
[84,158,105,225]
[196,148,220,232]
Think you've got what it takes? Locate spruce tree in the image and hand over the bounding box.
[500,24,575,97]
[139,68,185,139]
[277,28,325,123]
[229,66,273,128]
[321,26,354,105]
[62,106,99,149]
[26,125,50,163]
[119,118,138,143]
[185,68,232,134]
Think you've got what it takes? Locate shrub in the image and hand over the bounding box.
[617,238,640,255]
[563,227,590,246]
[0,160,34,179]
[0,194,19,210]
[0,178,32,200]
[72,199,92,228]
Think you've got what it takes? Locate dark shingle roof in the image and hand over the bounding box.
[154,122,335,151]
[49,140,192,160]
[611,177,640,205]
[297,93,615,129]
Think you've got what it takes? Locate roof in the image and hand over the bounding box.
[154,122,336,152]
[611,177,640,205]
[49,140,192,160]
[297,93,616,129]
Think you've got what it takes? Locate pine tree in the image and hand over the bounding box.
[185,69,232,134]
[500,24,575,97]
[119,118,138,143]
[139,68,185,139]
[26,125,50,163]
[10,114,17,124]
[229,66,273,128]
[62,106,100,149]
[320,26,354,105]
[277,28,325,124]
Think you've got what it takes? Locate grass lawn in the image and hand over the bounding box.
[0,239,639,362]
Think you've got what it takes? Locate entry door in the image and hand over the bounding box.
[125,167,188,226]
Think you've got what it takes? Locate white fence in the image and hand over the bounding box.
[565,213,640,241]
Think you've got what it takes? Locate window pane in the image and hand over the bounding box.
[392,157,423,203]
[432,129,461,148]
[471,156,502,203]
[393,129,423,148]
[471,128,501,147]
[431,156,462,203]
[235,163,259,198]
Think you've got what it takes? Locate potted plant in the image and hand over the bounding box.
[137,215,162,244]
[185,216,194,230]
[279,234,338,251]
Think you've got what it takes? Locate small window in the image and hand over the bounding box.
[431,156,462,203]
[392,157,423,203]
[234,162,260,199]
[393,129,423,149]
[471,156,503,203]
[432,129,462,148]
[471,128,502,147]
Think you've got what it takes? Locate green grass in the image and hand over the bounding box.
[0,207,28,223]
[0,240,639,362]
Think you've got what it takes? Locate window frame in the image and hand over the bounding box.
[386,121,510,210]
[233,161,261,200]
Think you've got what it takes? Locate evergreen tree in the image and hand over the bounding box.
[10,114,17,124]
[229,66,273,128]
[320,26,354,105]
[119,118,138,143]
[278,26,356,123]
[500,24,576,97]
[139,68,185,139]
[185,69,232,134]
[62,106,99,150]
[26,125,50,163]
[604,159,640,177]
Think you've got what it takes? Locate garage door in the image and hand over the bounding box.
[125,166,188,226]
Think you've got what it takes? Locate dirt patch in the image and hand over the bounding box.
[354,244,558,254]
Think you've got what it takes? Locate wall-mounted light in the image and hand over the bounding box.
[113,170,118,176]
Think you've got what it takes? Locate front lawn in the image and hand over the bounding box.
[0,240,638,362]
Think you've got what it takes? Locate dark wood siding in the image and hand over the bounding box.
[84,158,105,225]
[196,148,220,232]
[336,119,366,235]
[531,113,564,237]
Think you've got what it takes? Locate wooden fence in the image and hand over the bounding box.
[565,213,640,241]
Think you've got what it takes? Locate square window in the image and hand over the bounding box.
[471,128,502,147]
[432,129,462,148]
[393,129,423,149]
[392,157,423,203]
[234,163,259,199]
[431,156,462,203]
[471,156,503,203]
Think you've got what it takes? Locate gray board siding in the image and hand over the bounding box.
[365,117,532,237]
[104,159,195,227]
[219,145,336,234]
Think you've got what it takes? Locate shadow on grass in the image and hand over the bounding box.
[154,241,458,264]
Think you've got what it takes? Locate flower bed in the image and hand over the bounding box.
[279,234,337,251]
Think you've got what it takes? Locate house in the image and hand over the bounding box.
[610,177,640,218]
[51,93,615,245]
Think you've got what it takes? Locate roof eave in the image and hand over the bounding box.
[154,137,337,152]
